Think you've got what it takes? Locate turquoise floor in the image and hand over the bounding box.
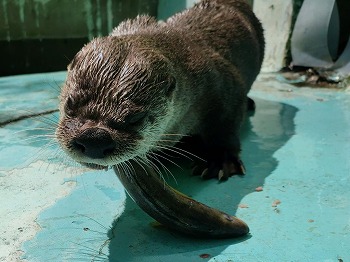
[0,72,349,262]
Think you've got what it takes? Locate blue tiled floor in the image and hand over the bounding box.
[0,72,349,261]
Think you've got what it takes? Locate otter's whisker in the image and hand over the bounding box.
[47,80,64,94]
[13,127,57,135]
[126,160,137,175]
[150,145,195,161]
[149,139,181,144]
[148,150,182,171]
[20,134,57,144]
[114,164,121,177]
[76,213,112,232]
[66,241,109,261]
[147,153,178,185]
[23,144,55,166]
[30,115,59,130]
[135,156,160,178]
[160,133,189,137]
[121,161,133,180]
[146,153,172,175]
[139,141,180,160]
[135,156,168,187]
[162,144,206,163]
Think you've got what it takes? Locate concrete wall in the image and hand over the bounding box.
[253,0,294,72]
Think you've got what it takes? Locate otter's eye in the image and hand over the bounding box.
[64,97,75,116]
[108,112,148,130]
[126,111,147,125]
[167,76,176,95]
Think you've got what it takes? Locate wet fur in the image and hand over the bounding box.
[56,0,264,178]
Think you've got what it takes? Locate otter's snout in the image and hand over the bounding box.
[71,128,116,159]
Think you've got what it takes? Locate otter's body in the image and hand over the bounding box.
[56,0,264,180]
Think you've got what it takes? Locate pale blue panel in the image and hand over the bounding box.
[0,71,349,261]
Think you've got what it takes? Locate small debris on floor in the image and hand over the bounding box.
[272,199,281,207]
[278,67,350,89]
[255,186,263,192]
[199,253,211,259]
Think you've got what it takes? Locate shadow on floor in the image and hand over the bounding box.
[107,98,298,262]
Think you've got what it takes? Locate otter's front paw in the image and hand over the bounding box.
[192,156,246,181]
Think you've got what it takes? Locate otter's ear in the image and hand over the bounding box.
[166,76,176,96]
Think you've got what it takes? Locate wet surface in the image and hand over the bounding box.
[0,72,349,261]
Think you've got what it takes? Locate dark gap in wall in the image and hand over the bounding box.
[0,38,88,76]
[337,0,350,56]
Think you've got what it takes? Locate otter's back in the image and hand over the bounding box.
[166,0,264,85]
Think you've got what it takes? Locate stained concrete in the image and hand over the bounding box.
[253,0,294,72]
[0,71,349,262]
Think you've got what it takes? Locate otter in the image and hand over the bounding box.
[56,0,264,238]
[56,0,264,182]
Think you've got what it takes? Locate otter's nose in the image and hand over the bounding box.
[72,128,116,159]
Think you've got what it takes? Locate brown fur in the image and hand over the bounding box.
[56,0,264,178]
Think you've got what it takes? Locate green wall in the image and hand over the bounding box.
[0,0,158,76]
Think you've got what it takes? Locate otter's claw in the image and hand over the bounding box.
[194,157,246,181]
[224,158,246,176]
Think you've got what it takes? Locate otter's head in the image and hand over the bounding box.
[56,36,177,169]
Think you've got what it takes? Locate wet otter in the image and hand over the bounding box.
[56,0,264,181]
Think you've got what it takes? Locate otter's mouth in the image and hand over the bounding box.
[80,162,109,171]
